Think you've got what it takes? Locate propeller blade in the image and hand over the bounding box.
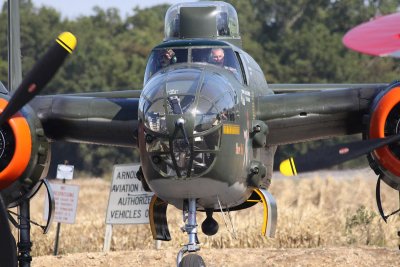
[0,32,77,126]
[280,134,400,176]
[343,12,400,58]
[0,195,17,266]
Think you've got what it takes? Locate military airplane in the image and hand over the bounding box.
[1,1,400,267]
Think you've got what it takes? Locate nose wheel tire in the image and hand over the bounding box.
[179,254,206,267]
[177,198,204,266]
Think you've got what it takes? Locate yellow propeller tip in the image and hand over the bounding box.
[279,158,297,176]
[56,32,77,53]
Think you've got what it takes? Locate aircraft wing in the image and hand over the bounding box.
[269,83,385,94]
[268,81,400,193]
[30,84,387,148]
[30,93,140,148]
[257,84,387,145]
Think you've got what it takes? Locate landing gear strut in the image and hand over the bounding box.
[18,199,32,267]
[176,198,205,267]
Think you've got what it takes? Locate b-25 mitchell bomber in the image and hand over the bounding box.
[0,1,400,266]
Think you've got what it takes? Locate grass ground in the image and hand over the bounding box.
[15,169,399,256]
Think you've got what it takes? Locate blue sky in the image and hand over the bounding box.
[1,0,197,18]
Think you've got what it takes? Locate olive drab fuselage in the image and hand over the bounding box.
[138,39,275,210]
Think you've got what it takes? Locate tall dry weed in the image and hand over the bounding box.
[12,169,399,256]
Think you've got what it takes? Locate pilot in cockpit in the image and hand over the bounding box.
[210,48,225,66]
[209,48,238,74]
[159,49,177,68]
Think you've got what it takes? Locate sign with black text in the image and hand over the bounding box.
[105,164,154,224]
[44,183,80,224]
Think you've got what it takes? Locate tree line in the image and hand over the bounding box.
[0,0,399,176]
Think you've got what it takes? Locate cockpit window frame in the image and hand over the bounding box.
[144,44,245,85]
[235,52,248,85]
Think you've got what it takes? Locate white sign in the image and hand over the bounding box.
[105,164,153,224]
[56,164,74,180]
[44,183,80,224]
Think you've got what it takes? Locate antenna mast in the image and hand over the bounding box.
[7,0,22,92]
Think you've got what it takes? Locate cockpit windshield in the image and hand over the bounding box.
[144,46,243,84]
[192,48,241,74]
[144,48,189,82]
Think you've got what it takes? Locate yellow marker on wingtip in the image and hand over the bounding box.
[56,32,77,54]
[279,157,297,176]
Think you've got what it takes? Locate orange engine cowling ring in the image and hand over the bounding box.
[0,99,32,189]
[369,84,400,190]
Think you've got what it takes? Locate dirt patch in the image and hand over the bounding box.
[24,171,400,266]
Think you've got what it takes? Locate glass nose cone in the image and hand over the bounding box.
[139,67,237,178]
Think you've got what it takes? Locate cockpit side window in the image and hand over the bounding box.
[144,48,188,84]
[217,12,230,36]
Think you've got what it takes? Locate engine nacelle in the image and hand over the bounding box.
[0,97,50,207]
[367,81,400,190]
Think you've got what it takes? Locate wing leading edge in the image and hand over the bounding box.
[30,94,139,148]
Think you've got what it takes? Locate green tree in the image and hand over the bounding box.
[2,1,400,176]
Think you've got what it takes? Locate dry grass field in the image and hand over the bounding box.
[13,169,400,265]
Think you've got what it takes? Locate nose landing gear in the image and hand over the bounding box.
[177,198,206,267]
